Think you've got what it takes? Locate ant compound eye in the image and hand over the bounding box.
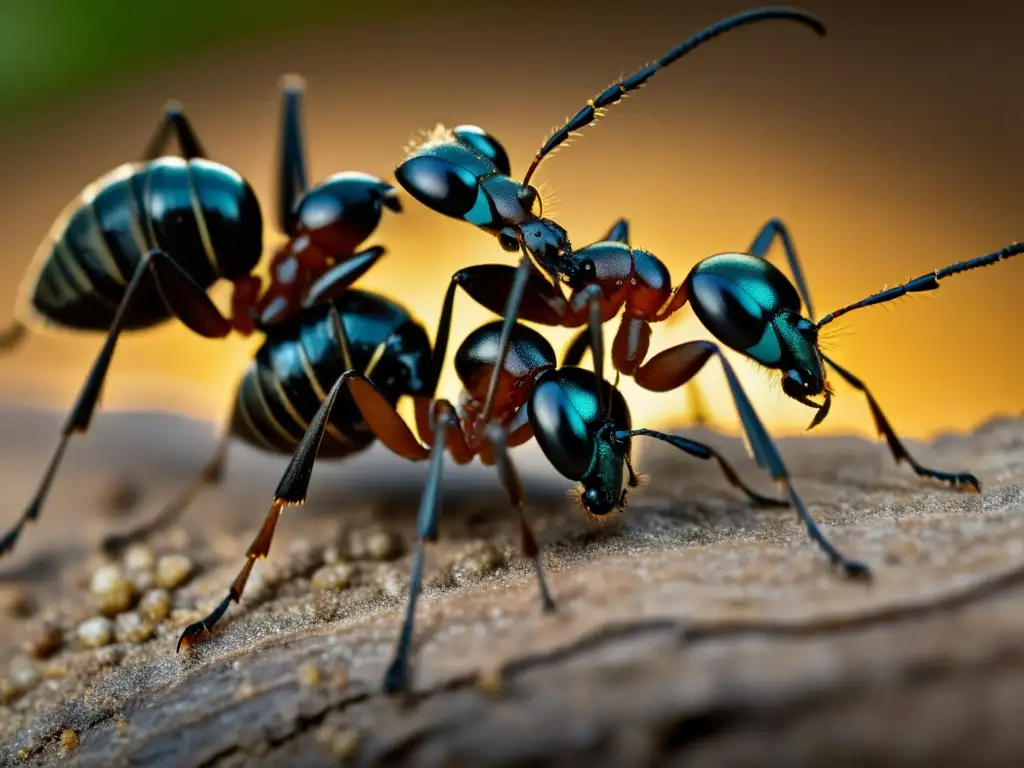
[498,226,520,252]
[517,185,541,216]
[581,259,597,278]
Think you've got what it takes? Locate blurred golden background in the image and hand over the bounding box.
[0,0,1021,440]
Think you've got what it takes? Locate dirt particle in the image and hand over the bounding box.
[156,554,193,589]
[23,621,63,659]
[16,748,29,761]
[115,716,128,735]
[8,657,38,691]
[316,724,360,762]
[123,543,157,572]
[0,586,35,619]
[77,617,114,649]
[60,728,79,752]
[299,661,322,686]
[102,480,142,515]
[40,661,69,680]
[452,542,507,582]
[477,665,504,694]
[115,611,154,644]
[1,678,24,704]
[90,565,135,617]
[235,681,256,701]
[138,589,172,623]
[322,544,346,565]
[379,567,409,598]
[311,563,354,592]
[350,528,404,562]
[126,567,156,594]
[288,537,321,565]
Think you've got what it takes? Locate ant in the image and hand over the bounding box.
[395,3,999,494]
[0,77,404,559]
[394,7,826,431]
[175,274,786,694]
[554,217,811,428]
[178,240,1022,696]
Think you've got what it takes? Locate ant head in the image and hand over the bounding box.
[686,253,831,422]
[577,424,631,519]
[395,125,542,232]
[292,172,399,254]
[505,219,573,280]
[527,368,632,518]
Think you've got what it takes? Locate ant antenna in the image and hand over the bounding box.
[521,6,827,187]
[815,244,1023,329]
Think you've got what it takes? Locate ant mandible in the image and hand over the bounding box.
[0,77,401,559]
[394,7,826,430]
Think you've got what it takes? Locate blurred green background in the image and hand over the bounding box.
[0,0,431,129]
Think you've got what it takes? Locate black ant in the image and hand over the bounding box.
[394,4,1000,494]
[175,240,1020,694]
[394,7,826,431]
[174,278,785,693]
[0,77,408,558]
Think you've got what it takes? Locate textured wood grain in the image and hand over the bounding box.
[1,409,1022,766]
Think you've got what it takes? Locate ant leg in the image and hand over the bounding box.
[601,218,630,245]
[635,341,869,579]
[383,405,455,695]
[102,415,234,555]
[141,103,208,161]
[0,250,230,559]
[416,263,545,409]
[560,216,629,369]
[276,76,309,235]
[481,254,539,423]
[178,370,435,651]
[301,246,386,309]
[484,422,556,612]
[748,218,816,320]
[823,355,979,491]
[0,321,28,353]
[562,328,590,367]
[618,428,786,508]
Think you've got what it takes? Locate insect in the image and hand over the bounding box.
[394,7,827,431]
[0,77,403,558]
[175,241,1022,694]
[564,219,994,491]
[554,217,812,428]
[174,295,786,694]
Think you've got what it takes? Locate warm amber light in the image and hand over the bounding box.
[0,8,1020,442]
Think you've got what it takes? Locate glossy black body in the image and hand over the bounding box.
[529,367,632,483]
[685,252,824,393]
[233,289,433,458]
[454,320,556,390]
[27,157,262,331]
[453,320,634,515]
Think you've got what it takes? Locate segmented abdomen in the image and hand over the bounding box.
[230,289,434,458]
[25,159,219,331]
